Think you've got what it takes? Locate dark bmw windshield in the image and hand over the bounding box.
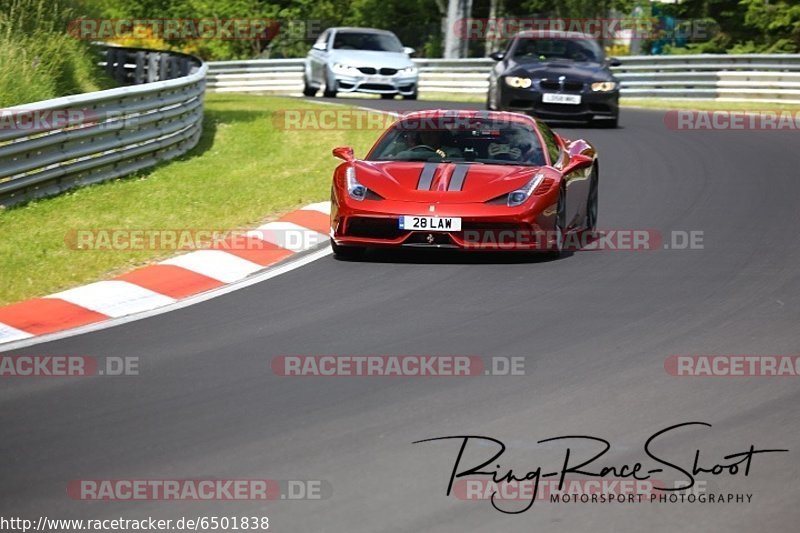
[333,31,404,52]
[512,37,602,62]
[368,119,546,166]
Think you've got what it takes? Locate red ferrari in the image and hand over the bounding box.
[329,109,598,257]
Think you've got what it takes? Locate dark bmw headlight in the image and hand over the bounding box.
[504,76,532,89]
[591,81,618,92]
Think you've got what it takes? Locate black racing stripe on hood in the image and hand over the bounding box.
[417,162,438,190]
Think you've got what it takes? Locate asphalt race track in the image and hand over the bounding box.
[2,97,799,532]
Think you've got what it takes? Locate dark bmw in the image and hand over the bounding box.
[487,31,622,127]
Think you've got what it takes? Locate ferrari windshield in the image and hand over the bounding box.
[333,31,404,52]
[368,119,547,166]
[512,37,602,62]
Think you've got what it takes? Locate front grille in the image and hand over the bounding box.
[537,103,589,114]
[588,103,613,113]
[346,217,404,239]
[360,83,394,90]
[358,67,377,75]
[509,99,535,109]
[379,68,397,76]
[404,233,453,246]
[539,79,584,92]
[461,222,527,232]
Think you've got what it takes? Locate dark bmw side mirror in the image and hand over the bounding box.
[489,51,505,61]
[332,146,354,161]
[608,57,622,67]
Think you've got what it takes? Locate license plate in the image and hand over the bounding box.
[399,216,461,231]
[542,93,582,105]
[367,75,391,83]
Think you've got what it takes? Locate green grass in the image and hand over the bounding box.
[0,94,381,305]
[0,0,113,106]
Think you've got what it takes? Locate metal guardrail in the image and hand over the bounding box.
[0,46,206,207]
[207,54,800,103]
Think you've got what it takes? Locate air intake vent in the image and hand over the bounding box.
[533,177,555,195]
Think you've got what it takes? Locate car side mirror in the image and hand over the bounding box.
[332,146,354,161]
[563,153,593,174]
[608,57,622,67]
[313,42,327,51]
[489,51,505,61]
[402,46,415,56]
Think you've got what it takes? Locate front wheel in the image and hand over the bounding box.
[302,76,317,97]
[486,80,498,110]
[547,185,567,259]
[331,239,365,259]
[322,69,337,98]
[381,93,395,100]
[585,164,598,232]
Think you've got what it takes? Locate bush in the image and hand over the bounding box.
[0,0,111,106]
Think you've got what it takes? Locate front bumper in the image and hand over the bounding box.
[331,197,560,251]
[332,73,418,95]
[499,86,619,122]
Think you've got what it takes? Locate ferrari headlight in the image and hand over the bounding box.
[345,166,367,201]
[505,76,532,89]
[591,81,617,92]
[398,66,417,75]
[508,173,545,207]
[332,63,360,75]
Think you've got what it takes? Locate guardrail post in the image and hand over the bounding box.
[147,52,159,83]
[135,51,146,84]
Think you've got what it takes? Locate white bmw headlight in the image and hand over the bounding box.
[505,76,532,89]
[508,173,545,207]
[345,166,367,201]
[332,63,360,75]
[591,81,618,92]
[398,66,417,75]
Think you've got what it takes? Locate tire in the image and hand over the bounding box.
[486,80,498,110]
[322,69,337,98]
[585,164,599,232]
[402,91,418,100]
[381,93,395,100]
[302,77,317,97]
[547,185,567,259]
[331,239,365,259]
